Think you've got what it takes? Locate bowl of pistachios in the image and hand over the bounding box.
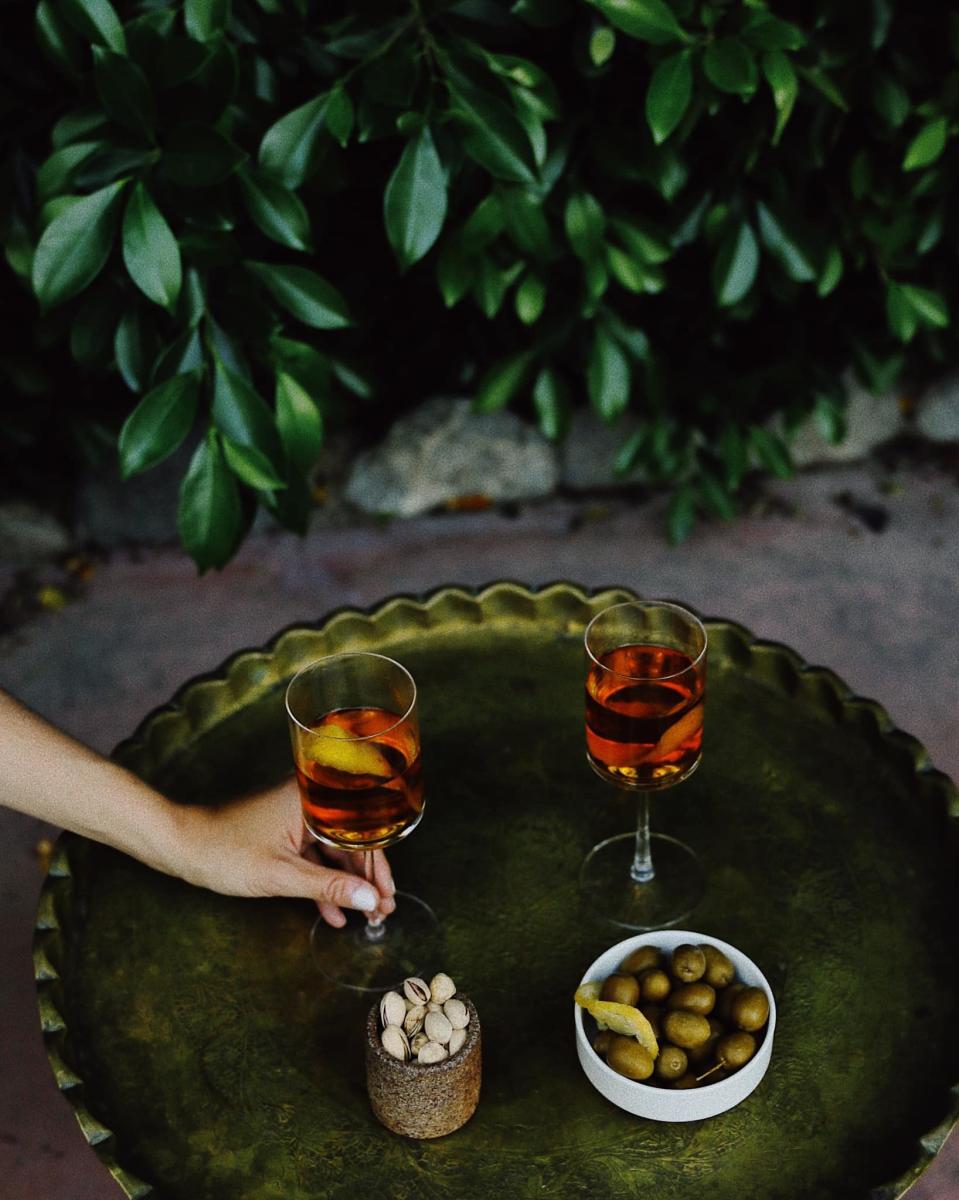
[366,972,481,1138]
[573,931,776,1122]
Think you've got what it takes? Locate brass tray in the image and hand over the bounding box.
[34,582,959,1200]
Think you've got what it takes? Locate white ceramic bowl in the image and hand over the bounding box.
[574,929,776,1122]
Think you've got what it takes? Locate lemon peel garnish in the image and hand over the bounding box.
[575,987,659,1059]
[308,724,391,776]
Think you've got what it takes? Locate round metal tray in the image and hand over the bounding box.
[34,582,959,1199]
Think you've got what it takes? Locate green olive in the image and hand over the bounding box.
[666,982,716,1016]
[671,1073,699,1090]
[593,1030,612,1057]
[607,1035,655,1081]
[639,1003,663,1038]
[600,973,641,1007]
[655,1044,688,1082]
[731,986,770,1032]
[715,981,746,1021]
[619,945,663,975]
[638,968,672,1002]
[686,1017,723,1064]
[699,944,735,989]
[662,1010,711,1050]
[716,1031,757,1070]
[670,944,706,983]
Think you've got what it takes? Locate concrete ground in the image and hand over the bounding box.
[1,459,958,1199]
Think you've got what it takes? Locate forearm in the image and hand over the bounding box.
[0,689,192,876]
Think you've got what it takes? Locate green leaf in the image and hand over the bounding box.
[462,193,505,247]
[247,262,352,329]
[61,0,126,53]
[326,88,354,149]
[32,180,126,308]
[238,169,312,251]
[222,439,286,491]
[500,185,552,258]
[36,142,101,201]
[749,425,793,478]
[532,367,569,440]
[118,370,200,477]
[162,124,246,187]
[712,221,759,306]
[436,241,476,307]
[259,94,331,186]
[152,327,203,384]
[271,336,331,397]
[720,423,748,488]
[212,356,282,466]
[607,246,646,293]
[697,469,735,519]
[900,284,949,328]
[511,0,573,27]
[474,350,532,411]
[92,47,154,141]
[902,117,948,171]
[813,393,847,445]
[704,38,758,96]
[796,65,847,111]
[666,482,696,544]
[645,51,692,144]
[817,245,843,297]
[565,191,605,260]
[36,1,84,77]
[184,0,231,42]
[473,257,522,318]
[276,371,324,473]
[515,272,546,323]
[587,325,631,422]
[614,428,646,475]
[114,307,152,392]
[587,0,687,44]
[178,430,243,573]
[122,182,182,310]
[449,80,538,184]
[756,204,816,282]
[611,217,670,263]
[741,11,805,51]
[872,76,909,129]
[590,25,617,66]
[330,358,373,399]
[762,51,798,145]
[384,127,448,270]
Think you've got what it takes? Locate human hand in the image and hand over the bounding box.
[175,777,396,927]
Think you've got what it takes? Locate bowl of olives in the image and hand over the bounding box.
[573,930,776,1122]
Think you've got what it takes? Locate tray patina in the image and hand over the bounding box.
[34,582,959,1200]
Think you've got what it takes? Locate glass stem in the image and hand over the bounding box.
[361,850,386,943]
[629,791,655,884]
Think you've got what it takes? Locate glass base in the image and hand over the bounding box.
[309,891,441,993]
[579,832,705,930]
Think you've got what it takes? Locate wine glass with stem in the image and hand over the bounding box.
[580,599,708,930]
[286,651,439,991]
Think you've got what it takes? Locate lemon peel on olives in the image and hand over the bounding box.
[574,981,603,1007]
[583,1000,659,1059]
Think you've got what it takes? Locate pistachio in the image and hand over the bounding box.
[379,991,407,1029]
[403,977,431,1005]
[417,1041,448,1065]
[424,1010,453,1044]
[448,1026,467,1056]
[429,972,456,1004]
[381,1025,411,1062]
[403,1004,426,1038]
[443,998,469,1030]
[427,1001,443,1013]
[410,1032,429,1055]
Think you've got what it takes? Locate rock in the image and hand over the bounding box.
[344,397,559,517]
[559,408,649,491]
[0,501,72,564]
[776,371,904,468]
[916,373,959,442]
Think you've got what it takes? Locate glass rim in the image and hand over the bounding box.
[584,599,708,681]
[284,651,417,741]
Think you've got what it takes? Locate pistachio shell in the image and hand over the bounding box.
[448,1026,467,1056]
[417,1040,448,1064]
[429,972,456,1004]
[403,977,430,1005]
[379,991,407,1029]
[381,1025,411,1062]
[427,1001,443,1013]
[410,1032,429,1055]
[443,998,469,1029]
[424,1010,453,1045]
[403,1004,426,1037]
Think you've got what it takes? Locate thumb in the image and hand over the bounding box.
[273,854,382,913]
